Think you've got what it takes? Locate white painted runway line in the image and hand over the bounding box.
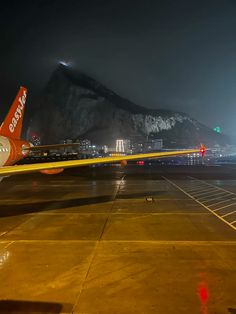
[221,210,236,218]
[191,190,218,198]
[200,193,230,203]
[187,176,236,195]
[162,176,236,231]
[214,202,236,211]
[209,197,236,208]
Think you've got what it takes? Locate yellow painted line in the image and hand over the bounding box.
[35,212,210,216]
[0,240,236,245]
[0,149,200,175]
[117,199,190,202]
[35,212,112,215]
[0,232,8,237]
[163,176,236,231]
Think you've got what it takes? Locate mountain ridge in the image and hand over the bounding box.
[28,65,230,148]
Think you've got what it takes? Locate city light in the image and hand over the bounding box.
[213,126,221,133]
[136,160,144,165]
[116,139,125,152]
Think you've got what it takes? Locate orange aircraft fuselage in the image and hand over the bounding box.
[0,87,31,167]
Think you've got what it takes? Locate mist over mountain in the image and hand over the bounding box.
[28,65,230,148]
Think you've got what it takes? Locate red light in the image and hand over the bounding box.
[136,161,144,165]
[199,285,208,303]
[199,144,206,157]
[197,275,209,314]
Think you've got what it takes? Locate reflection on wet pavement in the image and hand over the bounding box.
[0,300,66,313]
[0,165,235,313]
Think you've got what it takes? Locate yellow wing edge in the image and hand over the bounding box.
[0,149,200,176]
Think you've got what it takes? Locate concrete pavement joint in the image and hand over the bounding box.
[0,239,235,245]
[71,174,126,313]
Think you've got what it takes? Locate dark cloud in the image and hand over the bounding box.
[0,0,235,135]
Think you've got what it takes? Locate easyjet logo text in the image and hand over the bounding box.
[9,90,27,133]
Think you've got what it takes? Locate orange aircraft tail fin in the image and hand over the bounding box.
[0,86,27,139]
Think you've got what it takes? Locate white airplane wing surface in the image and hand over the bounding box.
[0,148,202,176]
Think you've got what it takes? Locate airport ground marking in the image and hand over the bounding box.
[185,176,236,221]
[182,185,204,191]
[200,192,231,203]
[184,186,211,193]
[0,232,8,237]
[191,190,218,198]
[190,187,218,196]
[201,193,231,204]
[180,183,211,191]
[208,197,236,208]
[213,207,230,213]
[9,212,210,217]
[194,189,226,197]
[1,239,236,245]
[162,176,236,231]
[187,176,236,196]
[71,174,126,313]
[191,191,218,199]
[221,210,236,218]
[213,202,236,211]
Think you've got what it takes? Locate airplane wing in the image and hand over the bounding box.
[0,148,203,176]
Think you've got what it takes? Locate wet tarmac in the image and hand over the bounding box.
[0,164,235,314]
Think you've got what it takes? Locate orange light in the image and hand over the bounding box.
[120,160,127,167]
[40,168,64,175]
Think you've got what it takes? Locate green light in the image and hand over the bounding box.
[213,126,221,133]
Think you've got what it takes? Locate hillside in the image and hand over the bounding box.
[28,64,230,148]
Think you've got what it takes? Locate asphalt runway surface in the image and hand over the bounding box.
[0,164,235,314]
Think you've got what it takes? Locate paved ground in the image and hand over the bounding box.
[0,165,235,313]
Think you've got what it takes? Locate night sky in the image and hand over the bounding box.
[0,0,236,135]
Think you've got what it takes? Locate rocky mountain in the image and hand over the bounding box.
[28,64,230,148]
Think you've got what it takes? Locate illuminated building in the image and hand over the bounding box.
[116,139,124,152]
[116,139,131,153]
[80,139,91,151]
[103,145,108,153]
